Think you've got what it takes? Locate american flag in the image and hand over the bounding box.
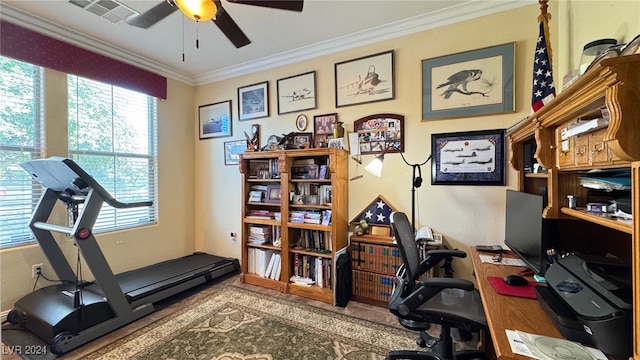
[531,17,556,113]
[357,197,392,225]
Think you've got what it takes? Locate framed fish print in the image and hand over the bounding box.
[431,129,506,186]
[422,43,514,120]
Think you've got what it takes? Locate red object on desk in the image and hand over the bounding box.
[487,276,543,299]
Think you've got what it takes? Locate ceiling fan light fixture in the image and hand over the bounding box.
[174,0,217,22]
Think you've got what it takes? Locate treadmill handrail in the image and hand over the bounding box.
[20,157,153,209]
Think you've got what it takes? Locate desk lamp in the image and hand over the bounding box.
[365,146,431,231]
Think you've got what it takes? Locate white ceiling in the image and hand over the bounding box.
[2,0,534,85]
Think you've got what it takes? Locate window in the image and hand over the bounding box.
[0,56,44,249]
[68,76,158,232]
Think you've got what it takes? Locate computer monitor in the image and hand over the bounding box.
[504,189,557,276]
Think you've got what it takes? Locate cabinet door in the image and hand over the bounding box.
[589,128,610,165]
[574,134,590,166]
[557,136,576,168]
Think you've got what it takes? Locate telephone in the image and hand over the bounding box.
[415,226,442,245]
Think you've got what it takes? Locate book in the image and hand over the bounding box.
[322,210,332,226]
[255,249,275,277]
[265,253,277,278]
[269,253,281,280]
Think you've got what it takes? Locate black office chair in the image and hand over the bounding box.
[387,212,488,360]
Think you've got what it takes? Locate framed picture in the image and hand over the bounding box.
[335,50,394,108]
[422,42,515,120]
[199,100,232,139]
[265,184,281,204]
[313,113,337,148]
[224,139,246,165]
[295,114,308,131]
[238,81,269,121]
[431,129,506,186]
[353,114,404,155]
[277,71,317,114]
[289,132,313,149]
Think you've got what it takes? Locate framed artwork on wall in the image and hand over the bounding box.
[353,113,404,155]
[277,71,317,114]
[422,43,515,120]
[198,100,232,140]
[334,50,394,108]
[238,81,269,121]
[431,128,506,185]
[224,139,247,165]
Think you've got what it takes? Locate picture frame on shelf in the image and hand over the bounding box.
[334,50,394,108]
[277,71,317,114]
[238,81,269,121]
[265,184,281,204]
[313,113,337,148]
[353,113,404,155]
[224,139,246,165]
[289,132,313,149]
[198,100,232,140]
[422,42,515,120]
[431,128,506,186]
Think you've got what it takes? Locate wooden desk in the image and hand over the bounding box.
[469,246,563,359]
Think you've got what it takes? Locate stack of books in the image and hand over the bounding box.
[246,209,275,219]
[249,225,271,244]
[290,211,305,223]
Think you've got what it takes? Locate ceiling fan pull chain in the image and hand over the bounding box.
[196,21,200,49]
[181,15,185,62]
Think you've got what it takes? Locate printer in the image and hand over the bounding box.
[539,253,632,358]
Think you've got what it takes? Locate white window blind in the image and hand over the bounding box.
[68,75,158,232]
[0,56,44,249]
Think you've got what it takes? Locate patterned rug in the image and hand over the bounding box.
[82,286,423,359]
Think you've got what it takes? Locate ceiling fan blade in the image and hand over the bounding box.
[227,0,303,12]
[213,5,251,48]
[126,1,179,29]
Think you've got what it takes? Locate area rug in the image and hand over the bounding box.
[82,285,423,359]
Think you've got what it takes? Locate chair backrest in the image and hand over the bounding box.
[390,212,421,287]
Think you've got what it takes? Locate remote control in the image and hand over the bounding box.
[476,245,504,252]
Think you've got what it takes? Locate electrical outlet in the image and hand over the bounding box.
[32,263,43,278]
[229,232,236,243]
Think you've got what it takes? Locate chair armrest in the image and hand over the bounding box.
[397,277,475,316]
[417,249,466,276]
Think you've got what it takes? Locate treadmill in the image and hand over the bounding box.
[7,157,240,354]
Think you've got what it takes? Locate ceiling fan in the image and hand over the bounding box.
[126,0,304,48]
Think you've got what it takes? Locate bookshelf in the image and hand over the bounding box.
[239,148,348,304]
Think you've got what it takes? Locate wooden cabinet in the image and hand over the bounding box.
[507,54,639,359]
[239,148,348,304]
[350,235,400,307]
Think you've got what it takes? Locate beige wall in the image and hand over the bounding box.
[194,1,639,283]
[2,0,638,313]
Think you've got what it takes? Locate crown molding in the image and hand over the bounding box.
[194,0,536,85]
[0,4,196,85]
[2,0,535,87]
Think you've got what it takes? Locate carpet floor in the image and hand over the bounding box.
[2,276,440,360]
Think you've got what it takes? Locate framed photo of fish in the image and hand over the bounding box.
[334,50,394,108]
[431,129,506,186]
[422,43,514,120]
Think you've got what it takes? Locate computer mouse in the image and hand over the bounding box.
[503,274,528,287]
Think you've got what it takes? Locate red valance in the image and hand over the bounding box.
[1,20,167,100]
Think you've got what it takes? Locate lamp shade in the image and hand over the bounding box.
[365,155,384,177]
[175,0,217,21]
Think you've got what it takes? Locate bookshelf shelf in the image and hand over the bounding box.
[239,148,348,304]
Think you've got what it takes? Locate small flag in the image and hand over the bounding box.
[531,13,556,113]
[358,198,392,225]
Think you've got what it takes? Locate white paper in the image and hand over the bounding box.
[506,329,608,360]
[479,255,527,266]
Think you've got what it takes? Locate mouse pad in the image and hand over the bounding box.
[487,276,542,299]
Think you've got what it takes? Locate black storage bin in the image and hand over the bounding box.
[334,252,351,307]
